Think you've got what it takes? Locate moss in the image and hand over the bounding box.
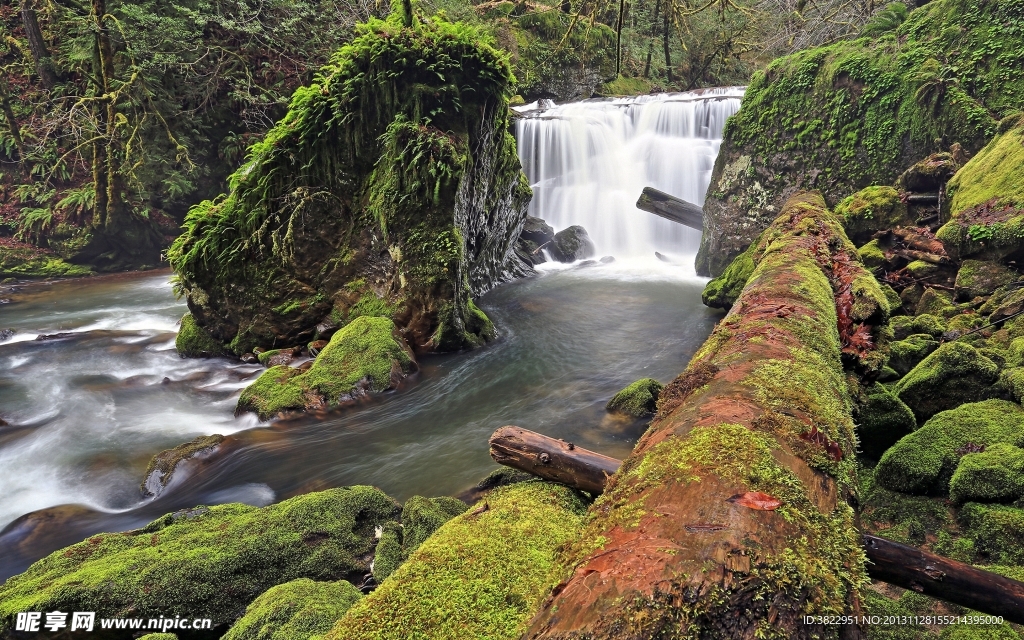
[860,590,928,640]
[257,348,287,365]
[948,443,1024,505]
[856,383,916,458]
[0,243,93,279]
[465,299,496,343]
[141,435,225,497]
[915,287,955,317]
[606,378,664,417]
[858,239,887,270]
[875,399,1024,494]
[222,578,363,640]
[954,260,1019,301]
[175,313,226,358]
[958,503,1024,565]
[859,463,956,547]
[835,186,911,245]
[887,334,940,376]
[400,496,468,558]
[598,75,655,96]
[237,316,414,419]
[371,521,404,583]
[702,239,758,309]
[938,114,1024,260]
[138,635,179,640]
[0,487,400,633]
[891,313,945,340]
[999,366,1024,402]
[893,342,999,421]
[880,283,902,312]
[939,623,1021,639]
[326,482,588,640]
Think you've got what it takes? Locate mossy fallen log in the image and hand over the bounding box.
[524,192,889,639]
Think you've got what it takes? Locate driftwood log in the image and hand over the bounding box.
[892,227,947,256]
[490,426,1024,624]
[635,187,703,230]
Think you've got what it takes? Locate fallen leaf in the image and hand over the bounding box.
[726,491,782,511]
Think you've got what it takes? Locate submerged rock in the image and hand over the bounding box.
[237,316,415,420]
[605,378,664,417]
[222,578,363,640]
[141,434,226,498]
[0,487,400,634]
[894,342,999,422]
[550,225,595,263]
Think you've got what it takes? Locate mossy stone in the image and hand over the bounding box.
[606,378,664,417]
[887,334,940,376]
[914,288,955,317]
[958,502,1024,565]
[175,312,226,358]
[835,186,912,246]
[237,316,414,419]
[400,496,468,558]
[222,578,363,640]
[939,623,1022,639]
[954,260,1018,302]
[141,434,225,497]
[857,239,887,270]
[371,521,404,583]
[890,314,945,340]
[896,151,960,193]
[326,482,588,640]
[999,367,1024,402]
[0,487,400,634]
[856,384,916,459]
[948,443,1024,504]
[702,239,757,309]
[879,283,902,313]
[894,342,999,422]
[875,399,1024,495]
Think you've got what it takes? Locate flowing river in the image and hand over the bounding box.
[0,89,740,580]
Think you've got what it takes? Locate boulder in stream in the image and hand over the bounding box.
[141,434,227,498]
[550,225,595,263]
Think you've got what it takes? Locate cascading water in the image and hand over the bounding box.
[515,87,744,258]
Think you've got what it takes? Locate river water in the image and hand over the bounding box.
[0,262,717,579]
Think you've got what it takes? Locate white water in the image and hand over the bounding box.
[515,88,744,257]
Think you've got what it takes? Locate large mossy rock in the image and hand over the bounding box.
[937,113,1024,262]
[605,377,664,417]
[893,342,999,421]
[326,482,587,640]
[887,334,940,376]
[549,225,595,263]
[372,496,468,582]
[695,0,1024,276]
[222,578,363,640]
[958,502,1024,565]
[834,186,913,246]
[855,383,916,459]
[175,312,227,357]
[168,16,531,356]
[0,487,400,635]
[948,443,1024,505]
[875,399,1024,495]
[237,316,415,419]
[953,260,1018,301]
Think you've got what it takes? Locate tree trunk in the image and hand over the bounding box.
[662,11,672,84]
[524,192,890,639]
[615,0,626,77]
[19,0,59,89]
[489,426,621,495]
[0,79,26,162]
[643,0,660,78]
[89,4,109,228]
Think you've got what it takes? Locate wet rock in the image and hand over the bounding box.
[314,320,338,341]
[550,225,595,263]
[990,287,1024,324]
[954,260,1018,301]
[240,352,258,364]
[308,340,329,356]
[175,313,227,358]
[0,328,14,342]
[0,487,400,634]
[702,239,757,310]
[258,349,296,367]
[606,378,663,417]
[521,216,554,246]
[895,152,960,193]
[599,256,615,264]
[141,434,227,498]
[34,332,74,341]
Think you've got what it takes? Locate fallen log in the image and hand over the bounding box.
[894,248,949,265]
[905,193,940,204]
[892,227,947,256]
[524,192,888,639]
[490,426,1024,624]
[635,186,703,230]
[488,426,620,495]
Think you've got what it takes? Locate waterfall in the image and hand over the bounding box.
[515,87,744,258]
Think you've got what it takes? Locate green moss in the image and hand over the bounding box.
[175,312,226,358]
[702,239,758,309]
[371,521,404,583]
[599,75,654,96]
[257,349,286,365]
[400,496,468,557]
[887,334,940,376]
[893,342,999,421]
[237,316,413,419]
[141,435,225,496]
[138,635,179,640]
[465,299,496,343]
[856,383,916,458]
[859,463,956,547]
[958,502,1024,565]
[0,487,400,633]
[999,366,1024,402]
[0,243,93,279]
[858,239,887,270]
[875,399,1024,494]
[880,283,902,312]
[861,590,928,640]
[606,378,664,417]
[915,287,955,317]
[939,623,1022,639]
[948,443,1024,504]
[326,482,588,640]
[835,186,911,245]
[891,313,945,340]
[954,260,1019,301]
[222,578,363,640]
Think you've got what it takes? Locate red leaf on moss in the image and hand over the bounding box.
[726,491,782,511]
[842,323,874,355]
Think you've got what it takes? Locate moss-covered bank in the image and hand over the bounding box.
[168,12,530,358]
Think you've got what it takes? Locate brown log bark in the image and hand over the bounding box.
[489,426,1024,624]
[524,192,884,639]
[894,248,949,265]
[892,227,946,255]
[635,186,703,229]
[19,0,59,89]
[489,426,621,495]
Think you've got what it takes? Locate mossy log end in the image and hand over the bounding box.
[524,192,887,640]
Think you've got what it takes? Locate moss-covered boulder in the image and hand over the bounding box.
[701,238,757,309]
[175,312,227,358]
[855,383,916,459]
[875,399,1024,494]
[948,443,1024,505]
[0,239,93,279]
[858,239,887,270]
[326,481,587,640]
[141,434,226,498]
[895,151,961,193]
[834,186,912,245]
[168,15,529,357]
[914,288,955,317]
[222,578,363,640]
[695,0,1024,276]
[937,113,1024,261]
[890,313,945,340]
[954,260,1018,301]
[893,342,999,421]
[0,487,400,635]
[990,286,1024,324]
[1000,367,1024,403]
[237,316,415,419]
[887,334,940,376]
[372,495,468,582]
[958,502,1024,565]
[605,378,664,417]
